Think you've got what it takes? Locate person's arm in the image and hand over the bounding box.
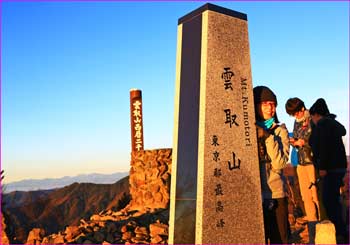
[294,118,312,148]
[290,121,298,146]
[302,118,312,147]
[334,119,346,137]
[318,122,330,172]
[265,125,290,170]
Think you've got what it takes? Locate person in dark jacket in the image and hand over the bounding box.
[309,98,348,243]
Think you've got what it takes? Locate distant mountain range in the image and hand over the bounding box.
[3,172,129,193]
[3,176,130,243]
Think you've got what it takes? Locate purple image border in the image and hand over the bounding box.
[0,1,349,245]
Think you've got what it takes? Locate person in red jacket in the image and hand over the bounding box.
[309,98,348,244]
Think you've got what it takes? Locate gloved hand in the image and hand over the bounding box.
[256,125,270,140]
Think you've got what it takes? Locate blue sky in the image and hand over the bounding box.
[2,1,349,183]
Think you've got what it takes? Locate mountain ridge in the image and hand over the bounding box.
[4,172,129,193]
[3,176,130,243]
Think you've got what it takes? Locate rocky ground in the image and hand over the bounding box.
[289,215,310,244]
[6,183,349,244]
[25,206,312,244]
[2,215,10,244]
[4,202,312,245]
[25,205,169,244]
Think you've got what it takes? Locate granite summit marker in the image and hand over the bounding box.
[169,3,265,244]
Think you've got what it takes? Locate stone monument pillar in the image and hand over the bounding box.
[169,3,265,244]
[130,89,144,152]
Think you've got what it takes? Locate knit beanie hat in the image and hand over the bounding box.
[253,86,277,105]
[253,85,279,123]
[309,98,330,116]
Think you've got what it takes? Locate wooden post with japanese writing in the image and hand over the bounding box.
[130,89,144,152]
[169,3,265,244]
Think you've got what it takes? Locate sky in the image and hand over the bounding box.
[2,1,349,183]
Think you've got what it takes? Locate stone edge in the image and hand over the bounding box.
[178,3,247,25]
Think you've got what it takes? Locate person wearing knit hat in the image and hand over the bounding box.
[253,85,290,244]
[309,98,330,117]
[309,98,348,244]
[285,97,321,244]
[253,86,279,124]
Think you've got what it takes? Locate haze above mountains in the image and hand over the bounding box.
[3,172,129,193]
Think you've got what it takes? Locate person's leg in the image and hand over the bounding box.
[322,172,347,240]
[307,221,318,244]
[263,199,272,244]
[273,198,289,244]
[304,164,319,244]
[297,165,318,221]
[316,173,328,220]
[293,166,306,216]
[305,164,320,220]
